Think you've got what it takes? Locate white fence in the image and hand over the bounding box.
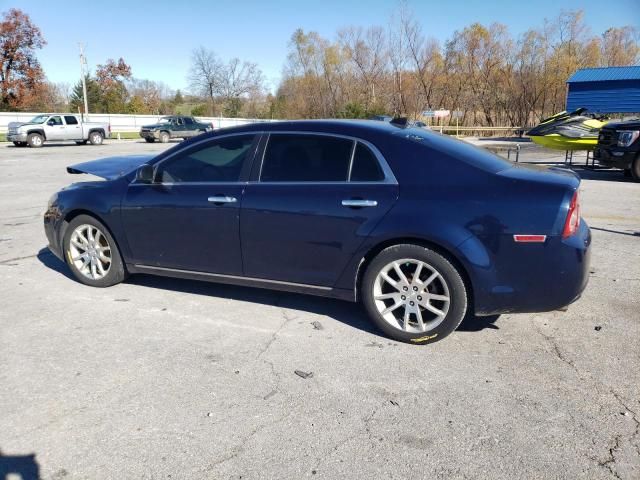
[0,112,276,133]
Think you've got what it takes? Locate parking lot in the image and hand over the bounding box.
[1,139,638,479]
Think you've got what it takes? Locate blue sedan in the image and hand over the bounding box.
[44,120,591,344]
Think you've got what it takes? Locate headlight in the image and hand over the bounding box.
[617,130,639,147]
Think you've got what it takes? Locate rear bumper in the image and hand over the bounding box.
[594,146,637,169]
[466,221,591,316]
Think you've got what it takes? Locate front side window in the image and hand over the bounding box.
[49,116,63,126]
[157,134,256,183]
[260,134,353,182]
[184,117,194,125]
[64,116,79,125]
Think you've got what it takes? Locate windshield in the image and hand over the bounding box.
[28,115,49,124]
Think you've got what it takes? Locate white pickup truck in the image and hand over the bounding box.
[7,114,111,148]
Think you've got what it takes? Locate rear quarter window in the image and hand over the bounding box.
[393,128,512,174]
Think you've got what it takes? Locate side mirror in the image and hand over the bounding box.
[136,164,155,184]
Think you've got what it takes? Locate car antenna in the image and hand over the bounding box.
[390,117,409,127]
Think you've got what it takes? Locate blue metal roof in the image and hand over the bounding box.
[567,66,640,83]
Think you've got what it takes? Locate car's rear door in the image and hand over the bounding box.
[240,132,398,287]
[120,133,259,274]
[63,115,82,140]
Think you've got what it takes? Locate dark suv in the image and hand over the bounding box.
[594,119,640,181]
[139,116,212,143]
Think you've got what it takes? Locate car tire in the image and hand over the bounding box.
[361,244,468,345]
[145,138,155,143]
[63,214,127,288]
[631,156,640,182]
[89,131,104,145]
[12,141,25,147]
[75,140,88,145]
[27,133,44,148]
[159,131,170,143]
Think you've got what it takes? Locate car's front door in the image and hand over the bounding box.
[120,133,259,274]
[46,116,66,140]
[240,133,399,287]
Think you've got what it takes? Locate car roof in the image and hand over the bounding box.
[213,119,410,138]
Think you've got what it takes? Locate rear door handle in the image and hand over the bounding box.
[208,196,237,204]
[341,199,378,207]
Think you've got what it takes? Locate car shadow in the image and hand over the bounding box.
[37,247,500,338]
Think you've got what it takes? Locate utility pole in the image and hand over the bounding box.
[78,43,89,120]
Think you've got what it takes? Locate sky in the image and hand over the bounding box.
[2,0,639,94]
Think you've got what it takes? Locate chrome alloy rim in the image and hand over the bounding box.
[373,259,450,333]
[68,224,112,280]
[32,135,42,146]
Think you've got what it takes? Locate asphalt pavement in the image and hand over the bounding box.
[0,139,638,479]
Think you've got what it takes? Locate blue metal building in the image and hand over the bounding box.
[566,66,640,113]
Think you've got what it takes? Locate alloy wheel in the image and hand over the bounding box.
[373,258,451,333]
[68,224,112,280]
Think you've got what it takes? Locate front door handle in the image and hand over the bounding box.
[341,199,378,208]
[208,196,237,204]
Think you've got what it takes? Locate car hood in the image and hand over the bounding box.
[601,119,640,130]
[8,121,40,129]
[67,155,154,180]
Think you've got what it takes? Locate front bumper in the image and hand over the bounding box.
[44,206,65,261]
[594,147,637,169]
[7,132,28,142]
[139,130,160,140]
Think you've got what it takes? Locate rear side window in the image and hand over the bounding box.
[64,116,78,125]
[261,134,353,182]
[350,143,384,181]
[158,134,256,183]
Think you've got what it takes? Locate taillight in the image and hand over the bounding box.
[562,191,580,239]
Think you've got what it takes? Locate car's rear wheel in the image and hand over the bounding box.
[361,244,468,345]
[27,133,43,148]
[159,131,170,143]
[63,215,127,287]
[89,131,104,145]
[145,137,155,143]
[631,155,640,182]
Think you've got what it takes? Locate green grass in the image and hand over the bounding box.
[0,132,141,142]
[110,132,140,139]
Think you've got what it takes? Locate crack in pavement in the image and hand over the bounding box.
[535,321,640,478]
[0,253,39,265]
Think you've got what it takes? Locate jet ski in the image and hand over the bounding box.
[527,108,607,151]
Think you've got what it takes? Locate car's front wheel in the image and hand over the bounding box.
[63,215,127,287]
[145,137,155,143]
[27,133,44,148]
[361,244,468,345]
[159,131,170,143]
